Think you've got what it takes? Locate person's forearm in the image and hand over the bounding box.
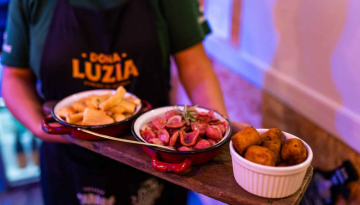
[180,64,227,117]
[174,44,228,117]
[2,67,69,143]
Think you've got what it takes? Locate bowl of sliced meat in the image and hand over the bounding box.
[131,105,232,174]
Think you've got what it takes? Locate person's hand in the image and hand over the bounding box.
[230,121,250,134]
[39,101,71,143]
[34,121,72,144]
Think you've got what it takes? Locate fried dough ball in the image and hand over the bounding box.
[261,138,282,164]
[244,146,276,166]
[281,138,307,165]
[231,126,261,155]
[261,128,285,144]
[277,162,290,167]
[260,128,284,163]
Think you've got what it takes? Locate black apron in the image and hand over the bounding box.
[38,0,185,204]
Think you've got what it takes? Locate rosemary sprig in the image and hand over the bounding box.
[174,104,198,126]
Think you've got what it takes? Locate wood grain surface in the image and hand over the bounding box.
[62,134,313,205]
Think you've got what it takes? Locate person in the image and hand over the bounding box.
[1,0,247,204]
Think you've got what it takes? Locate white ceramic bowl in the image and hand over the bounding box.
[230,129,313,198]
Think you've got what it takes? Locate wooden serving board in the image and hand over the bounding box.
[62,134,313,205]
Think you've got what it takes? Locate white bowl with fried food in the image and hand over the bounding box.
[230,129,313,198]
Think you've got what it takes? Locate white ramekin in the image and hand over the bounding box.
[229,129,313,198]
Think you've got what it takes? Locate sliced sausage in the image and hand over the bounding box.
[209,119,221,125]
[208,110,216,120]
[165,110,180,120]
[207,139,217,146]
[180,130,200,147]
[152,117,166,130]
[216,124,226,134]
[221,121,229,130]
[205,126,223,140]
[157,129,170,145]
[197,112,210,122]
[149,138,164,146]
[169,132,179,147]
[194,139,212,150]
[191,121,208,136]
[141,130,156,142]
[165,115,186,129]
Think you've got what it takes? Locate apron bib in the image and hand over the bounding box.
[39,0,169,108]
[38,0,185,204]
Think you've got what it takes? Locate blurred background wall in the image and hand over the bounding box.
[203,0,360,154]
[171,0,360,202]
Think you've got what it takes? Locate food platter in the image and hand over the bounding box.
[41,87,314,200]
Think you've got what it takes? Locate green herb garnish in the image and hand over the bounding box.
[174,104,198,126]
